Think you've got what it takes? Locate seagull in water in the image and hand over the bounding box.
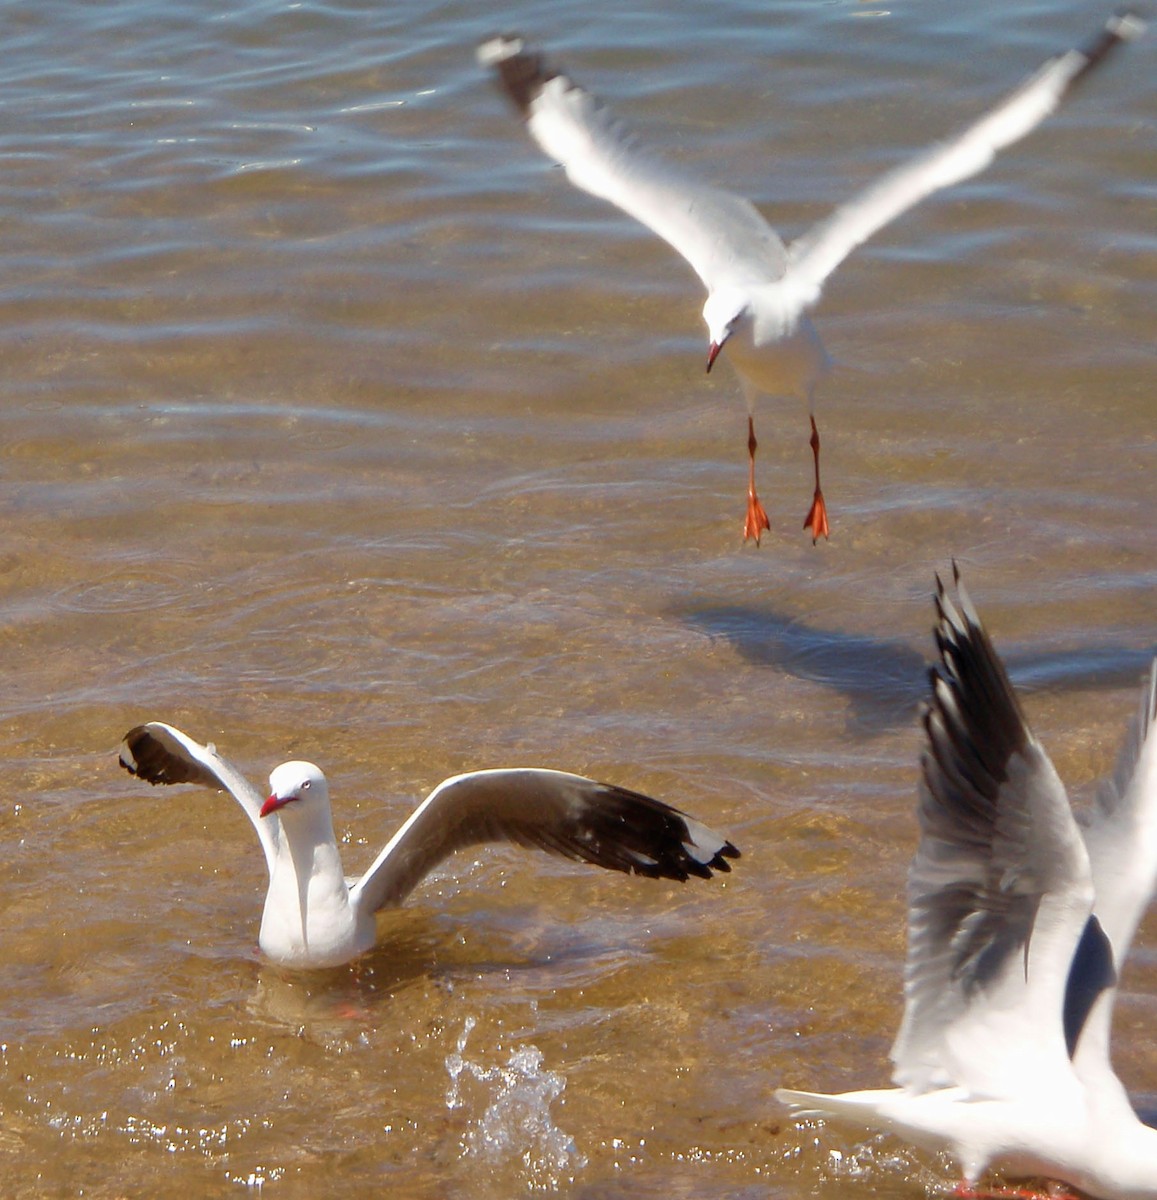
[119,722,739,969]
[777,569,1157,1199]
[478,14,1143,545]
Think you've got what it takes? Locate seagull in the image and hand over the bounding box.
[118,721,739,970]
[478,14,1143,546]
[776,569,1157,1199]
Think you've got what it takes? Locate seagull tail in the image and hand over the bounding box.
[775,1086,896,1129]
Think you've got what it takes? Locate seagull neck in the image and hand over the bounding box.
[259,818,354,964]
[272,816,348,904]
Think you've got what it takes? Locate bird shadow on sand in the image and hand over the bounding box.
[678,601,1155,739]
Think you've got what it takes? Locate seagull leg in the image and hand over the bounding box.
[802,414,829,544]
[744,415,771,545]
[950,1183,1080,1200]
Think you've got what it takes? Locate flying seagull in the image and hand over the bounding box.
[119,721,739,969]
[776,569,1157,1198]
[479,14,1143,545]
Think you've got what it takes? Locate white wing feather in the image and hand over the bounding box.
[119,722,278,876]
[787,14,1145,298]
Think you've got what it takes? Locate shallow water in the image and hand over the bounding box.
[1,0,1154,1196]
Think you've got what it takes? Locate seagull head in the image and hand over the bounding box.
[262,761,329,819]
[702,291,749,373]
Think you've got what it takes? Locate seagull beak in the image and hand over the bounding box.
[260,792,294,819]
[706,340,723,373]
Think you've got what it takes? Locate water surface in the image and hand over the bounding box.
[1,1,1154,1196]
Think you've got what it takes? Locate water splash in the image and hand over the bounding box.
[784,1126,931,1189]
[445,1016,586,1191]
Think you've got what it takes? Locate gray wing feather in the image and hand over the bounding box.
[1085,659,1157,954]
[350,768,738,915]
[479,35,787,292]
[892,569,1094,1094]
[1071,659,1157,1092]
[787,13,1144,298]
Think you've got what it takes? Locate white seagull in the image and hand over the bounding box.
[478,15,1143,545]
[776,569,1157,1199]
[119,721,739,969]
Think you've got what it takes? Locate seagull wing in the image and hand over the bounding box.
[119,722,278,877]
[786,13,1143,301]
[479,35,788,293]
[1071,660,1157,1096]
[349,767,738,915]
[891,570,1098,1098]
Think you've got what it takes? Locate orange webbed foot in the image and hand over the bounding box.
[803,489,829,544]
[743,414,771,546]
[745,491,771,545]
[803,415,829,544]
[951,1183,1080,1200]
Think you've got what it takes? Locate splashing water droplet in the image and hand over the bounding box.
[444,1017,586,1191]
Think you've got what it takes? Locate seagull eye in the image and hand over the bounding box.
[301,780,311,792]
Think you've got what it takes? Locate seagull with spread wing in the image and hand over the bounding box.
[776,570,1157,1198]
[479,14,1142,545]
[119,722,738,969]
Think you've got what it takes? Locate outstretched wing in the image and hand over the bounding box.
[1071,659,1157,1097]
[478,35,788,293]
[787,13,1143,300]
[119,722,278,876]
[350,767,738,915]
[891,569,1099,1098]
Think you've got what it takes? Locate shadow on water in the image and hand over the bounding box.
[679,603,1155,738]
[1003,645,1157,695]
[680,603,926,736]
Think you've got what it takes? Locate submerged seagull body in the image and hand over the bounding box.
[119,722,738,969]
[479,15,1142,545]
[777,571,1157,1198]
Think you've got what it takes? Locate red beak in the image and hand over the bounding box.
[260,793,293,819]
[706,341,722,373]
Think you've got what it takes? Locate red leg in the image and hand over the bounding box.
[802,414,829,543]
[951,1182,1080,1200]
[744,415,771,545]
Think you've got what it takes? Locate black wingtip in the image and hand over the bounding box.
[119,724,156,781]
[682,838,741,880]
[571,782,740,884]
[921,568,1032,831]
[118,724,214,788]
[477,34,559,117]
[1070,9,1146,86]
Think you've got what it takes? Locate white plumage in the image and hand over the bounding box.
[777,569,1157,1198]
[480,14,1142,544]
[120,722,738,969]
